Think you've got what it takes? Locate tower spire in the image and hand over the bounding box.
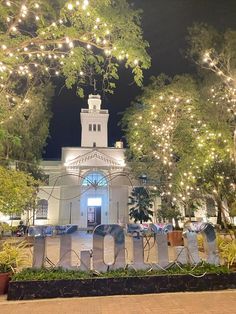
[80,94,109,147]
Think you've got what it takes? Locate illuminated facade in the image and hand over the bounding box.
[36,94,132,227]
[0,95,225,227]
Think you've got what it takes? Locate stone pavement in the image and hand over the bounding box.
[0,290,235,314]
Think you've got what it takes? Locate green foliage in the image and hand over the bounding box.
[12,263,231,281]
[186,23,236,226]
[123,70,235,225]
[0,239,29,273]
[123,74,203,209]
[12,267,92,281]
[157,202,182,223]
[217,236,236,268]
[230,201,236,217]
[187,23,236,75]
[0,1,150,172]
[0,83,54,164]
[128,187,154,223]
[186,23,223,66]
[0,166,38,215]
[0,222,11,235]
[0,0,150,117]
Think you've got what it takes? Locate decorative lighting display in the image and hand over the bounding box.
[0,0,147,125]
[127,76,235,208]
[202,49,236,164]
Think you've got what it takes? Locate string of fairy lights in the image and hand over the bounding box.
[0,2,235,208]
[203,49,236,163]
[203,50,236,116]
[129,84,235,206]
[0,0,141,125]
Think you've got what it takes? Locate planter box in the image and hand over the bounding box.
[168,231,183,246]
[7,272,236,300]
[0,273,10,295]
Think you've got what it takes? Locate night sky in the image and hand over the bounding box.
[44,0,236,159]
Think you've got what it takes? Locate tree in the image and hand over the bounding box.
[128,187,154,224]
[123,73,235,227]
[156,200,182,228]
[0,166,38,216]
[0,0,150,126]
[186,23,236,226]
[0,83,54,161]
[187,23,236,163]
[123,74,203,206]
[124,25,236,227]
[0,0,150,181]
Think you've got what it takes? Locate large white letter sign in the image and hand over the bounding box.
[184,222,220,265]
[58,234,72,268]
[201,223,220,265]
[154,234,169,268]
[93,224,125,272]
[33,237,46,268]
[183,232,201,264]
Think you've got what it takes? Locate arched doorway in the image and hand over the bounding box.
[80,171,109,228]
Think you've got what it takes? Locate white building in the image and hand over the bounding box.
[36,94,133,228]
[0,95,228,228]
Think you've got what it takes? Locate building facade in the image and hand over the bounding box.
[1,95,230,228]
[36,94,133,228]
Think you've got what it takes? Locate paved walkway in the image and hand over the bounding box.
[0,290,235,314]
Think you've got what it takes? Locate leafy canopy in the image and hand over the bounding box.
[128,187,154,223]
[0,0,150,125]
[0,165,38,215]
[123,73,235,224]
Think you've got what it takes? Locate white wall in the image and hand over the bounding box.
[109,186,129,224]
[80,112,109,147]
[37,186,61,225]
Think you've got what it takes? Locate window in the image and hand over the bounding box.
[36,199,48,219]
[82,172,108,187]
[89,124,101,132]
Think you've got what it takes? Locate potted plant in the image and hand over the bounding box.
[0,239,29,294]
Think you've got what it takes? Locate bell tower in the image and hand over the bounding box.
[80,94,109,147]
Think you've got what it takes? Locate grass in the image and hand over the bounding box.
[12,263,231,282]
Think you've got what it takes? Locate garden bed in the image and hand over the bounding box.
[7,266,236,300]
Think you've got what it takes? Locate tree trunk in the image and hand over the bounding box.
[234,128,236,164]
[216,198,227,229]
[174,217,180,229]
[186,204,192,222]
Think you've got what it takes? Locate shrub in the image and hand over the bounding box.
[12,263,230,282]
[218,236,236,268]
[0,239,30,273]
